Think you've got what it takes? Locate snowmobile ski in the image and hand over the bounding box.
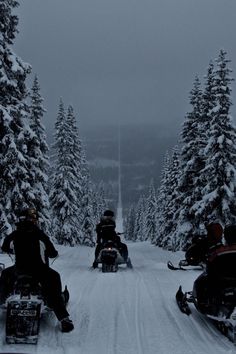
[126,258,133,269]
[179,259,205,269]
[167,261,187,271]
[175,286,191,315]
[167,261,204,271]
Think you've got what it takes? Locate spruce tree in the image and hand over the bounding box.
[174,76,204,249]
[80,179,96,247]
[146,179,158,243]
[133,195,147,241]
[201,61,216,133]
[92,181,108,223]
[124,204,136,241]
[192,50,236,226]
[190,61,216,229]
[161,147,181,250]
[0,0,32,236]
[49,100,81,245]
[80,149,96,246]
[27,75,51,233]
[154,152,171,246]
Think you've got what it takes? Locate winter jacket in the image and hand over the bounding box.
[96,219,116,244]
[185,237,209,265]
[1,220,58,272]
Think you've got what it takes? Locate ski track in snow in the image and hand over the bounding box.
[0,242,235,354]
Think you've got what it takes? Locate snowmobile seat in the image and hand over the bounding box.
[13,274,43,298]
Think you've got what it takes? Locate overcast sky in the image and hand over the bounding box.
[14,0,236,138]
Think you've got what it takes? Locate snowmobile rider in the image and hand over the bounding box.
[0,208,74,333]
[183,234,209,266]
[92,210,130,268]
[192,222,224,313]
[184,223,224,266]
[93,209,117,268]
[96,209,116,244]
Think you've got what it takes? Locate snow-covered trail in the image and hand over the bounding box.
[0,242,235,354]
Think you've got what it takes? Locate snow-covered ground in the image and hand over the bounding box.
[0,241,235,354]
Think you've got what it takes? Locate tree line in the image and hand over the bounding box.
[125,49,236,251]
[0,0,107,246]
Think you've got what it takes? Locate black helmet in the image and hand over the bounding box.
[19,208,39,222]
[103,210,114,217]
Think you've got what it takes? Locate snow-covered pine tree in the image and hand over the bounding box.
[79,147,96,247]
[92,181,108,223]
[0,0,32,236]
[27,75,51,234]
[154,152,171,246]
[124,203,136,241]
[80,179,96,247]
[152,186,161,245]
[133,195,148,241]
[145,179,158,243]
[190,61,216,229]
[49,100,82,245]
[66,104,85,235]
[201,61,216,133]
[174,76,204,250]
[192,50,236,226]
[161,147,181,250]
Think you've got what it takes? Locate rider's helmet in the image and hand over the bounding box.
[19,208,39,224]
[224,225,236,245]
[102,210,115,223]
[103,210,114,217]
[206,222,223,246]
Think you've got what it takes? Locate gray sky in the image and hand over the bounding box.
[14,0,236,137]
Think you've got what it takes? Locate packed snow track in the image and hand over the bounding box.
[0,242,235,354]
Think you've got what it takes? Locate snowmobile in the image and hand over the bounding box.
[95,240,133,272]
[167,236,207,271]
[3,273,69,344]
[167,258,205,271]
[175,250,236,344]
